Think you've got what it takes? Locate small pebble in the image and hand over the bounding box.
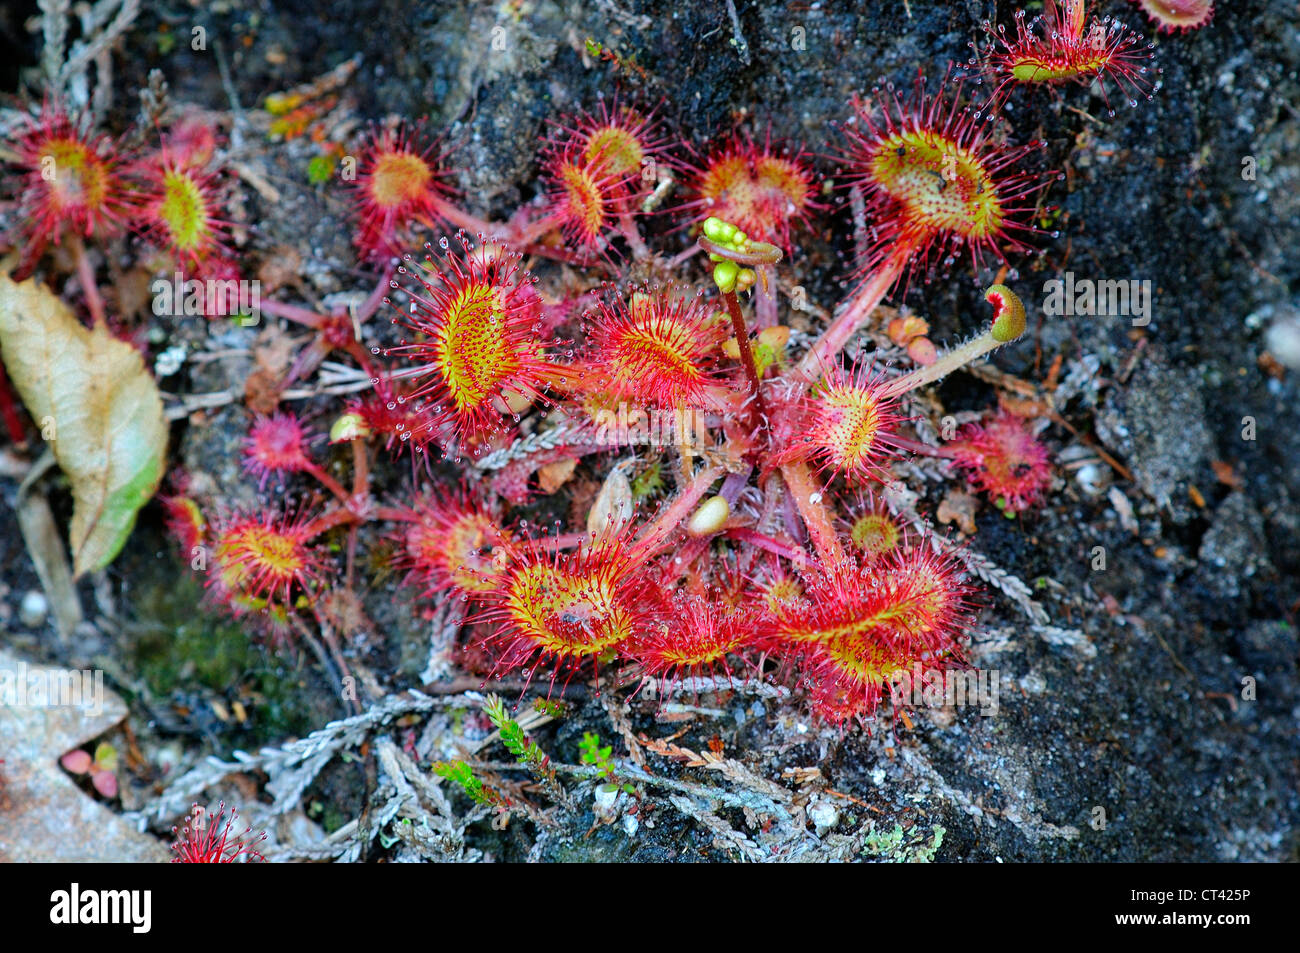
[1075,463,1106,497]
[808,798,840,836]
[1265,313,1300,370]
[19,590,48,628]
[593,784,621,823]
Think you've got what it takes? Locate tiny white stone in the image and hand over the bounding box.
[153,344,188,378]
[1266,314,1300,370]
[1020,670,1048,695]
[1076,463,1106,496]
[19,590,48,628]
[808,798,840,836]
[593,784,621,822]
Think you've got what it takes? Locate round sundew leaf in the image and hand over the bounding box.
[92,741,118,774]
[91,769,118,799]
[0,276,168,577]
[906,337,938,365]
[60,750,92,774]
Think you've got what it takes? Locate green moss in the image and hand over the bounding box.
[631,460,664,500]
[862,822,946,862]
[128,574,254,694]
[122,570,320,744]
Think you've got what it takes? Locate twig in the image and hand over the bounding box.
[662,676,790,700]
[599,690,647,769]
[724,0,751,66]
[57,0,140,101]
[38,0,70,85]
[211,37,247,149]
[131,690,466,826]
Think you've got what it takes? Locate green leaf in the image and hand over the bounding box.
[0,277,168,576]
[306,154,336,185]
[579,731,616,779]
[92,741,118,773]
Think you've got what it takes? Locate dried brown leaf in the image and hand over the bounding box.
[0,277,167,576]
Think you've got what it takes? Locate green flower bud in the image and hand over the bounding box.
[713,260,739,294]
[330,412,370,443]
[687,495,730,536]
[703,216,741,246]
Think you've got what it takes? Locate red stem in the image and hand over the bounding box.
[656,536,712,584]
[257,296,331,329]
[616,212,648,258]
[790,248,909,381]
[0,364,27,446]
[351,439,370,500]
[628,465,724,568]
[722,290,769,460]
[514,211,567,246]
[426,199,606,268]
[536,531,590,552]
[70,236,107,331]
[721,527,807,564]
[889,434,958,459]
[304,462,353,505]
[515,242,605,268]
[430,196,506,241]
[341,339,376,380]
[356,274,391,323]
[779,461,843,565]
[303,505,362,539]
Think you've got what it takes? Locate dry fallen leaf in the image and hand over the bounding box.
[244,367,284,415]
[245,324,298,413]
[586,460,634,540]
[256,244,305,293]
[1107,486,1140,535]
[937,489,979,535]
[537,456,577,494]
[997,392,1050,418]
[0,276,168,577]
[14,465,84,638]
[1211,459,1243,489]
